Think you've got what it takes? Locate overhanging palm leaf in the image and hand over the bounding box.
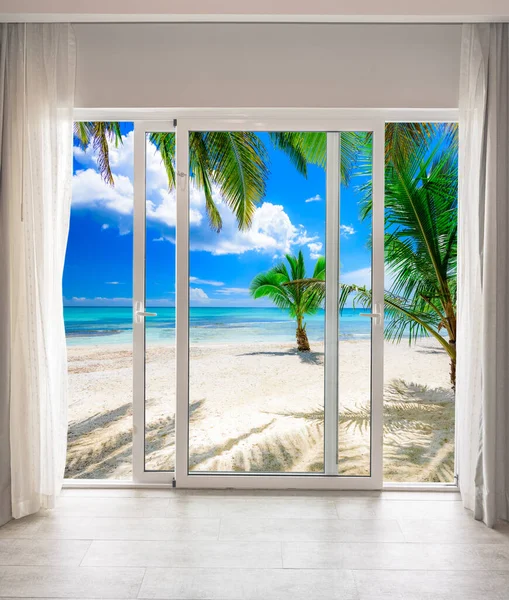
[199,131,268,230]
[76,123,368,232]
[298,124,458,387]
[150,132,176,189]
[269,131,368,185]
[75,123,271,232]
[73,121,122,186]
[372,124,457,388]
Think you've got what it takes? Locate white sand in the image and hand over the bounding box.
[66,338,454,482]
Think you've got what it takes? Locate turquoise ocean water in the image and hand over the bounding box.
[64,307,372,347]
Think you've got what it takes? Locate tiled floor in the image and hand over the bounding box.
[0,488,508,599]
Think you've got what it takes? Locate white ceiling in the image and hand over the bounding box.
[1,0,508,23]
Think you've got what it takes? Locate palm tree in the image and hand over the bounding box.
[250,251,325,352]
[300,124,458,387]
[362,123,458,387]
[75,123,367,232]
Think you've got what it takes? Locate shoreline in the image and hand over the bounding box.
[65,334,406,351]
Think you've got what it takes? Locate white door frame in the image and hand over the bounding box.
[65,107,459,491]
[133,120,176,484]
[174,117,385,489]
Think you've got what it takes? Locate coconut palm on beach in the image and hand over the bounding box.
[250,251,325,352]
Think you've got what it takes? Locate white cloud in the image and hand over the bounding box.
[153,235,175,243]
[146,188,203,229]
[341,266,397,291]
[340,267,371,309]
[64,294,176,307]
[105,281,121,285]
[215,287,250,295]
[305,194,322,203]
[72,133,317,258]
[72,168,133,215]
[341,267,372,288]
[101,223,110,230]
[190,276,224,286]
[189,287,210,303]
[294,230,318,246]
[190,197,316,257]
[145,189,176,227]
[340,224,356,237]
[308,241,323,260]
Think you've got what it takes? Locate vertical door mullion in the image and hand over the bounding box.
[132,123,147,483]
[324,132,340,476]
[175,124,190,486]
[371,123,385,487]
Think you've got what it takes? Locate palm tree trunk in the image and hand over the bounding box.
[449,339,456,391]
[296,319,311,352]
[450,358,456,391]
[444,304,456,391]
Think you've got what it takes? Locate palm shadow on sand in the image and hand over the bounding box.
[66,400,204,479]
[278,378,455,482]
[239,348,324,366]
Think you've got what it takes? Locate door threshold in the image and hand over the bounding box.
[62,479,459,493]
[382,482,458,493]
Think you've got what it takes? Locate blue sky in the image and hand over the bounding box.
[64,123,372,307]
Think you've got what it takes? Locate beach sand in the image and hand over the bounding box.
[65,338,454,482]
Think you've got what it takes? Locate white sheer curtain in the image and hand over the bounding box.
[0,25,10,527]
[0,24,76,520]
[457,23,509,528]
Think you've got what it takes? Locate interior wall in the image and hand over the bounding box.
[73,23,462,109]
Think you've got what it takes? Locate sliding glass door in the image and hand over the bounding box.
[172,119,384,488]
[132,119,383,487]
[67,115,457,487]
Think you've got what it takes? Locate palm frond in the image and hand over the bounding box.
[74,121,123,186]
[149,132,176,190]
[77,123,369,232]
[203,131,269,230]
[268,132,309,177]
[268,131,368,185]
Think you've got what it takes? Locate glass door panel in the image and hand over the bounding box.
[187,131,327,474]
[144,130,176,471]
[338,132,373,476]
[157,118,384,489]
[133,124,176,481]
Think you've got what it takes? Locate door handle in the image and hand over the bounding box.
[134,301,158,324]
[134,310,157,324]
[359,303,382,325]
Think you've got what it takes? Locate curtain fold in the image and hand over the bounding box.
[0,25,11,528]
[457,23,509,528]
[0,24,76,521]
